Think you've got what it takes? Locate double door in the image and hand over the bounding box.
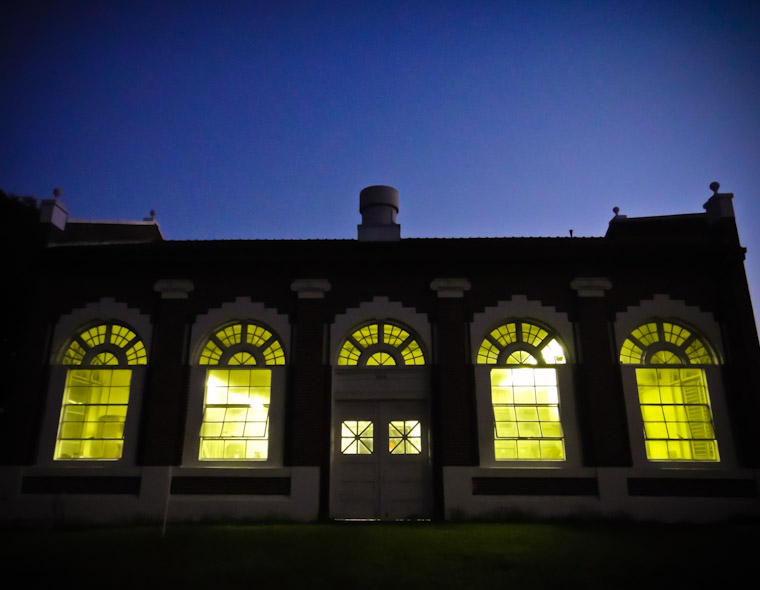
[330,400,432,520]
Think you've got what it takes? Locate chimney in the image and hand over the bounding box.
[39,187,68,231]
[358,185,401,241]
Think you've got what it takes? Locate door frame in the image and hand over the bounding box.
[329,367,432,520]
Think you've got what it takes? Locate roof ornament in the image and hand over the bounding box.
[611,206,626,221]
[704,181,734,222]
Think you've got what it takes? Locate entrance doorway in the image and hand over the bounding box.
[330,398,431,519]
[328,312,432,520]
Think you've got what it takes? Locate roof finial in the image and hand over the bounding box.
[613,206,620,216]
[709,181,720,195]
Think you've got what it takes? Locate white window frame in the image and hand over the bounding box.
[36,299,151,468]
[470,296,582,468]
[614,295,737,468]
[182,298,289,467]
[330,297,432,367]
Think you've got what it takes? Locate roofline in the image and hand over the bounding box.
[66,218,165,239]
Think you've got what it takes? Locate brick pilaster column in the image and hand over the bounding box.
[570,277,631,466]
[140,280,194,465]
[288,279,331,467]
[430,279,477,466]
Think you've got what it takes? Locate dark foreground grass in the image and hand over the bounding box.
[2,521,756,589]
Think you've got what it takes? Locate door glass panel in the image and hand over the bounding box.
[388,420,422,454]
[341,420,374,454]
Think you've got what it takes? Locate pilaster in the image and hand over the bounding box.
[140,280,194,464]
[571,277,631,466]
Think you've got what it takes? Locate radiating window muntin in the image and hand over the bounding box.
[620,319,719,462]
[337,321,425,367]
[199,321,285,367]
[389,420,422,455]
[477,320,566,366]
[55,322,146,461]
[477,320,567,461]
[340,420,422,455]
[341,421,374,454]
[619,320,714,366]
[198,321,285,461]
[62,323,146,367]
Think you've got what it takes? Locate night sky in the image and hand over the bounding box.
[3,1,759,324]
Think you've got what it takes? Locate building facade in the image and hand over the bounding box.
[1,184,759,525]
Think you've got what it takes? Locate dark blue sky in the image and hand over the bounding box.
[3,0,759,322]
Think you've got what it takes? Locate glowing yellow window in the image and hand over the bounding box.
[55,322,147,460]
[476,321,566,367]
[200,369,271,460]
[490,368,565,460]
[199,321,285,367]
[366,352,396,366]
[637,368,718,461]
[341,421,374,454]
[55,369,131,460]
[388,421,422,454]
[620,319,719,462]
[337,321,425,366]
[477,320,567,461]
[197,321,285,461]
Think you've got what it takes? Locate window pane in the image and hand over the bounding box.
[366,352,396,366]
[490,368,565,461]
[635,368,719,462]
[513,387,536,404]
[339,322,425,367]
[200,369,271,461]
[338,341,361,366]
[341,420,373,455]
[389,420,421,455]
[477,339,500,365]
[400,341,425,365]
[353,325,378,348]
[54,369,131,461]
[384,325,409,347]
[495,440,517,459]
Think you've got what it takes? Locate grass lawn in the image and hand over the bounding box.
[2,521,756,589]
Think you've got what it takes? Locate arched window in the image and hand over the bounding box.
[55,322,147,460]
[197,321,285,461]
[620,319,719,462]
[476,320,567,461]
[337,321,425,366]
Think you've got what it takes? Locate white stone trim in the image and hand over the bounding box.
[430,278,471,299]
[291,279,331,299]
[570,276,612,298]
[154,279,194,300]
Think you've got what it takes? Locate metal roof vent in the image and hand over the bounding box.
[357,185,400,241]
